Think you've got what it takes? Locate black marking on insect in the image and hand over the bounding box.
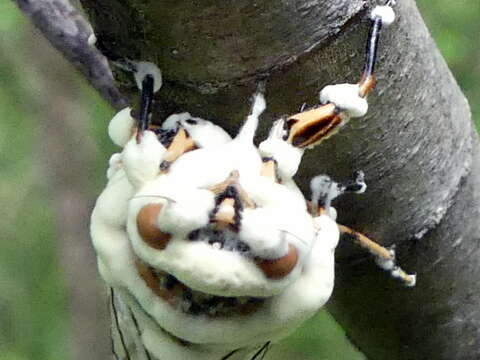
[110,288,132,360]
[250,342,271,360]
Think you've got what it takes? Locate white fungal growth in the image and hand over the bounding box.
[89,4,413,356]
[328,206,338,221]
[406,274,417,287]
[143,185,215,237]
[178,114,232,147]
[161,112,190,131]
[108,107,135,147]
[87,33,97,46]
[376,257,395,271]
[106,153,123,180]
[370,5,396,26]
[375,247,396,270]
[122,131,166,188]
[134,61,163,92]
[356,181,368,194]
[259,119,304,179]
[238,208,290,260]
[391,267,402,278]
[319,83,368,117]
[91,94,339,359]
[310,175,341,207]
[236,92,266,142]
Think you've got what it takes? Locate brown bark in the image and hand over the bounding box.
[18,0,480,359]
[13,0,127,110]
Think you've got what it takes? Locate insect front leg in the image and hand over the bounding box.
[122,73,166,188]
[284,3,396,149]
[309,173,416,287]
[136,74,154,143]
[338,225,417,287]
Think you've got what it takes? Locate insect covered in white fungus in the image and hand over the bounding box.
[90,3,415,360]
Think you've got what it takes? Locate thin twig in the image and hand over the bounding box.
[13,0,127,109]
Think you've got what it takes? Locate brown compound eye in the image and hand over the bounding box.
[256,244,299,280]
[137,203,171,250]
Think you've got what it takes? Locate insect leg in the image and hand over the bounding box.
[338,170,367,194]
[136,74,154,143]
[309,171,366,217]
[359,3,397,96]
[358,16,383,97]
[285,4,396,148]
[338,225,416,287]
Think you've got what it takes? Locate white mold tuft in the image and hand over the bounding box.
[122,131,166,188]
[319,83,368,117]
[134,61,163,92]
[370,5,396,26]
[87,33,97,46]
[108,107,135,147]
[259,119,304,179]
[236,92,266,142]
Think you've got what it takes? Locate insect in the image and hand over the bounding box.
[90,2,414,359]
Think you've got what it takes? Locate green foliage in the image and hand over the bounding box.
[0,5,70,360]
[417,0,480,129]
[271,311,365,359]
[0,1,478,360]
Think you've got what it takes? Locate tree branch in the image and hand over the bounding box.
[13,0,127,110]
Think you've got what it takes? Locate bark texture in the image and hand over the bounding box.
[22,0,480,359]
[13,0,127,110]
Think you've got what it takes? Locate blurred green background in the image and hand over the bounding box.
[0,1,478,359]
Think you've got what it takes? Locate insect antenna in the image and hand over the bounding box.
[338,170,367,194]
